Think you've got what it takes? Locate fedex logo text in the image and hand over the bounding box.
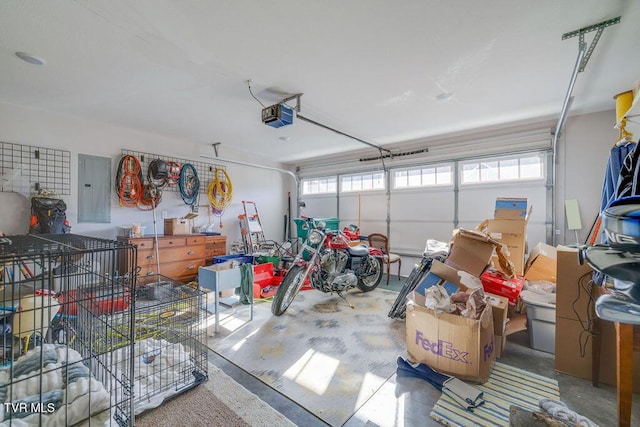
[415,330,469,363]
[483,340,494,361]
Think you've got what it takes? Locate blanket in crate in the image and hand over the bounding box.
[0,344,112,426]
[109,338,202,415]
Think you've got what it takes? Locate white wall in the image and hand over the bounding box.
[0,102,292,250]
[556,109,619,245]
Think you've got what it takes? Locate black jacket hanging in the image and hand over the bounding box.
[615,142,640,199]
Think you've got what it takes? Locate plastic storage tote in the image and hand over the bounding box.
[294,217,340,239]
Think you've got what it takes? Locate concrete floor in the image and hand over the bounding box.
[208,281,640,427]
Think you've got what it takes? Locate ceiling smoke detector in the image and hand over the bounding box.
[435,92,454,101]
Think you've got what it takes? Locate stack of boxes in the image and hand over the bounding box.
[406,229,509,383]
[405,198,532,383]
[554,246,593,375]
[554,246,640,391]
[406,196,640,389]
[481,197,530,275]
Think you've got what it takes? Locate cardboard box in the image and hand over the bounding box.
[164,218,191,235]
[554,316,593,380]
[486,292,509,336]
[486,292,509,358]
[405,291,495,383]
[556,246,593,321]
[445,229,499,277]
[494,197,528,219]
[555,252,640,392]
[524,242,557,283]
[505,312,527,335]
[555,316,640,393]
[483,218,527,275]
[415,260,467,296]
[494,334,507,359]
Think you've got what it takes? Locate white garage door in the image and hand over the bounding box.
[297,129,553,275]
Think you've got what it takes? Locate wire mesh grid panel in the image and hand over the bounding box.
[0,234,137,426]
[0,142,71,196]
[75,273,208,415]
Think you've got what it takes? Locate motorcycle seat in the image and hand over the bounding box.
[348,244,369,257]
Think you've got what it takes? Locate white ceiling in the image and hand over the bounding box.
[1,1,639,165]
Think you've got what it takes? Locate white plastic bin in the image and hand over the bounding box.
[520,290,556,354]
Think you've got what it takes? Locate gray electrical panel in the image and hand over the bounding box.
[78,154,111,223]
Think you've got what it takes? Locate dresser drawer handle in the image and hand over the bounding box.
[187,265,195,270]
[146,255,154,259]
[187,250,195,255]
[146,271,154,276]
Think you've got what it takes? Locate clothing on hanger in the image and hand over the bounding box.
[601,143,636,212]
[616,142,640,199]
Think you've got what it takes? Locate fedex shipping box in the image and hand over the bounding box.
[405,291,495,383]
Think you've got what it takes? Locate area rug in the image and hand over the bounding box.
[135,363,295,427]
[429,362,560,427]
[207,288,406,427]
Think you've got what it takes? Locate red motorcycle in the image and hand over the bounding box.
[271,217,384,316]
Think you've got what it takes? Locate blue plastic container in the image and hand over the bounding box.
[213,254,254,265]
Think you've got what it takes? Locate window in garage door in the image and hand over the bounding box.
[301,176,337,195]
[299,176,338,220]
[457,151,549,252]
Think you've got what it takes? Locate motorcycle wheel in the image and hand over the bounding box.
[272,264,306,316]
[357,257,383,292]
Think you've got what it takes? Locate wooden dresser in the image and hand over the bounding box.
[118,234,226,283]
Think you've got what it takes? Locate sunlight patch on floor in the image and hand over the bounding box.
[205,307,254,336]
[230,326,260,352]
[352,376,405,427]
[283,349,339,395]
[355,371,387,409]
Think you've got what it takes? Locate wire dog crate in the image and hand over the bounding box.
[130,274,207,412]
[72,273,208,415]
[0,234,137,426]
[0,235,209,425]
